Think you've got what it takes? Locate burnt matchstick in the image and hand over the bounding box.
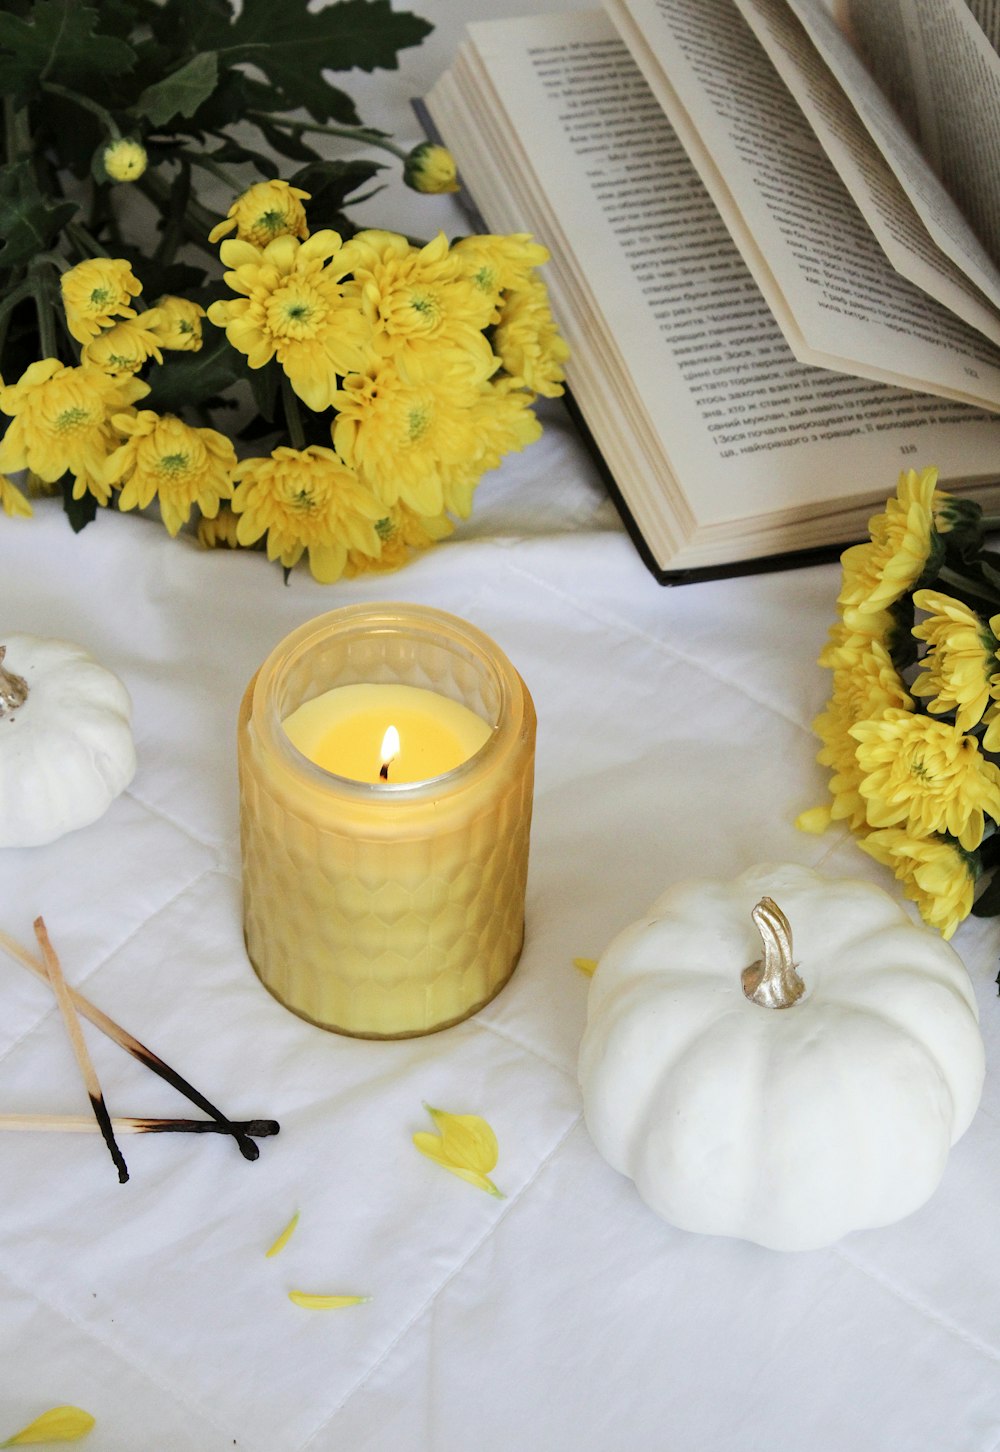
[0,1113,280,1137]
[34,916,129,1184]
[0,928,264,1161]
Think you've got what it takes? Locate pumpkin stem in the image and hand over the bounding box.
[0,646,28,718]
[742,897,805,1010]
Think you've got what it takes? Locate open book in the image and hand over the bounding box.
[424,0,1000,582]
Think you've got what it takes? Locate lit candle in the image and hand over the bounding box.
[238,605,536,1039]
[282,683,492,784]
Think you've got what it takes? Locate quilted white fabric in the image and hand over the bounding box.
[3,7,1000,1448]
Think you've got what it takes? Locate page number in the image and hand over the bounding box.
[899,443,917,455]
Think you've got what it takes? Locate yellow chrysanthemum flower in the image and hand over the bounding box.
[104,410,235,536]
[103,137,147,182]
[231,445,384,583]
[837,467,943,621]
[850,707,1000,851]
[150,296,205,352]
[332,366,482,515]
[339,230,496,383]
[208,179,311,246]
[859,828,976,939]
[452,233,550,307]
[911,589,1000,733]
[492,274,569,398]
[402,142,460,194]
[0,359,148,503]
[440,383,543,518]
[197,506,243,550]
[207,232,372,411]
[816,610,897,667]
[82,310,164,374]
[345,504,453,577]
[0,474,32,518]
[60,257,143,344]
[811,637,913,831]
[25,470,60,498]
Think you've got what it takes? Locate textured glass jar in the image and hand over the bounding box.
[238,604,536,1038]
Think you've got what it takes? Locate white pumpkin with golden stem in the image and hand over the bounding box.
[578,863,985,1252]
[0,634,136,847]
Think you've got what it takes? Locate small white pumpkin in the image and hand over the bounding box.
[0,634,137,848]
[578,863,985,1252]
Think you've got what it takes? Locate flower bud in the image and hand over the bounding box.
[103,138,148,183]
[403,142,460,195]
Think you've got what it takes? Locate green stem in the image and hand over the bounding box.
[937,566,1000,606]
[42,82,120,138]
[0,277,35,330]
[3,96,29,165]
[281,375,307,450]
[247,110,409,162]
[29,263,59,361]
[183,150,246,192]
[66,221,111,259]
[137,174,218,257]
[980,515,1000,534]
[153,162,191,267]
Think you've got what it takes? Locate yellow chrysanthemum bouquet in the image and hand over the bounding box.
[0,0,567,582]
[800,466,1000,940]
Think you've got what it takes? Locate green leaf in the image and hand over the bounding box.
[253,120,322,166]
[972,867,1000,917]
[148,0,234,58]
[248,362,280,422]
[199,0,433,123]
[202,136,278,177]
[290,159,385,223]
[136,52,219,127]
[0,0,135,108]
[61,478,98,534]
[0,164,78,273]
[142,329,244,413]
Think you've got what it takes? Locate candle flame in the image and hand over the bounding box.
[380,725,400,777]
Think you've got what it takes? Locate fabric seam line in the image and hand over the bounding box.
[0,1255,270,1452]
[296,1109,585,1451]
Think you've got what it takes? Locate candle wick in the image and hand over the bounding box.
[379,761,389,781]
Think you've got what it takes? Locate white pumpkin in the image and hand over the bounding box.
[578,863,985,1252]
[0,634,136,848]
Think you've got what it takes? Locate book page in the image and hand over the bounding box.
[426,10,1000,562]
[786,0,1000,319]
[967,2,1000,51]
[744,0,1000,345]
[846,0,1000,262]
[609,0,1000,408]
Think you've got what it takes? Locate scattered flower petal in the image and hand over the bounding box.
[573,957,597,976]
[413,1106,504,1197]
[265,1211,299,1258]
[1,1406,95,1446]
[287,1291,370,1310]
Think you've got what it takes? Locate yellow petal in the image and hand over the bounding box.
[795,806,833,834]
[423,1106,499,1175]
[413,1127,504,1197]
[265,1211,299,1258]
[287,1291,370,1310]
[573,957,598,977]
[1,1407,95,1446]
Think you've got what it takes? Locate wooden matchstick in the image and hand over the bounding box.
[0,928,262,1161]
[0,1113,280,1137]
[34,917,129,1183]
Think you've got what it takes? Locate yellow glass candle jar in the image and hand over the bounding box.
[237,604,536,1039]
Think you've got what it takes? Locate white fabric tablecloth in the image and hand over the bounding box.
[4,6,1000,1448]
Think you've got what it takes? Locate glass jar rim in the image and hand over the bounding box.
[249,602,530,802]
